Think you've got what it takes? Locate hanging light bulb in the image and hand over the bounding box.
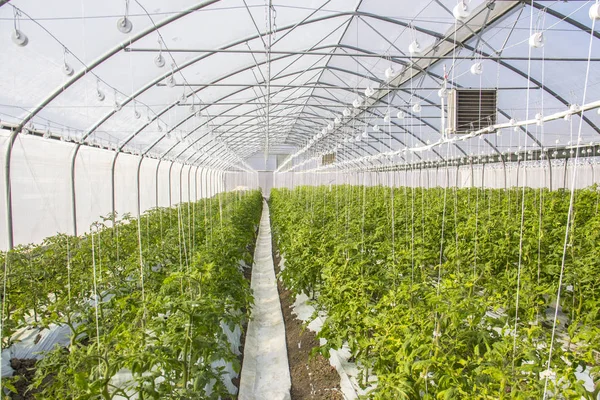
[117,15,133,33]
[452,1,470,21]
[327,123,334,132]
[397,111,405,119]
[408,40,421,55]
[321,128,327,136]
[438,87,448,98]
[96,84,105,102]
[470,62,483,75]
[362,130,368,138]
[355,135,361,142]
[364,86,375,97]
[334,117,341,126]
[412,103,422,113]
[114,90,122,111]
[384,113,391,123]
[353,98,362,108]
[62,48,74,76]
[385,66,396,80]
[529,32,545,48]
[343,108,351,117]
[11,29,28,47]
[373,124,380,132]
[11,10,28,47]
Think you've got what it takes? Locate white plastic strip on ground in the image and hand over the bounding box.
[239,201,291,400]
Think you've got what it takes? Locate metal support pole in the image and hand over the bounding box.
[111,152,120,223]
[70,145,82,236]
[155,159,162,208]
[187,165,192,203]
[168,161,175,207]
[547,155,553,191]
[563,159,569,189]
[4,131,18,250]
[194,166,200,202]
[137,156,144,217]
[179,163,184,204]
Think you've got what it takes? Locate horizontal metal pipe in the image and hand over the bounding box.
[158,82,540,90]
[127,47,600,62]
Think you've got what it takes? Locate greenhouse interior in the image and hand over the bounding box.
[1,0,600,398]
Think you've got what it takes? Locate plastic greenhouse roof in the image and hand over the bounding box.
[1,0,599,171]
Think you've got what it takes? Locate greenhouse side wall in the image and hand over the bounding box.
[274,160,600,190]
[0,131,229,251]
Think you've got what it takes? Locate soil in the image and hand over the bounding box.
[272,233,343,400]
[9,358,39,400]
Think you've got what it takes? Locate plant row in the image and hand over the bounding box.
[1,190,263,399]
[270,184,600,399]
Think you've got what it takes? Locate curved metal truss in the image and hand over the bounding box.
[1,0,599,171]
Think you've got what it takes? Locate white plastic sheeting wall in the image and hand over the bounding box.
[0,131,230,250]
[274,159,600,192]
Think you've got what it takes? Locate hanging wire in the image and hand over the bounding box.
[542,9,596,395]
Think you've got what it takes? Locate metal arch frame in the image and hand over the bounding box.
[11,2,599,156]
[25,5,492,160]
[75,4,530,166]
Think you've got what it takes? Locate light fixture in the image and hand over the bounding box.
[529,32,544,48]
[364,86,375,97]
[321,128,327,136]
[343,108,351,117]
[452,1,470,21]
[385,66,396,80]
[114,90,122,111]
[408,40,421,55]
[590,3,600,20]
[384,113,391,123]
[438,87,448,98]
[62,48,74,76]
[11,29,28,47]
[11,9,28,47]
[373,124,380,132]
[327,123,334,131]
[470,62,483,75]
[362,130,368,138]
[397,111,405,119]
[412,103,421,113]
[353,98,362,108]
[96,81,105,102]
[334,117,341,125]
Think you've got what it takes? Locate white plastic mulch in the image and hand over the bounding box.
[238,201,291,400]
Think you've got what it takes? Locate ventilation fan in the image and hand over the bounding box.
[322,153,336,166]
[447,89,497,133]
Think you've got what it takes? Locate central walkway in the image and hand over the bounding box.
[239,200,291,400]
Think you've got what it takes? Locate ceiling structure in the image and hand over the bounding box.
[1,0,599,172]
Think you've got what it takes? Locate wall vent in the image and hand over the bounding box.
[322,153,335,165]
[447,89,497,134]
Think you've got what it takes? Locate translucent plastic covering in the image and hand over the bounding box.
[1,0,600,246]
[1,0,597,168]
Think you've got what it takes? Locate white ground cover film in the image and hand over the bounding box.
[239,201,291,400]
